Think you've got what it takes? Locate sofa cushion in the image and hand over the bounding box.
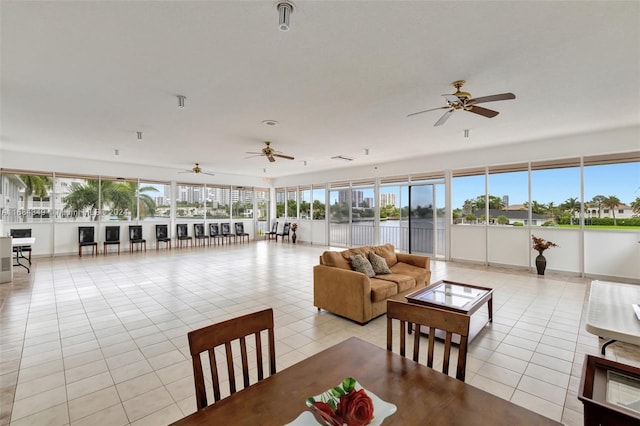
[368,252,392,275]
[375,274,415,292]
[372,243,398,267]
[369,278,398,302]
[390,262,428,286]
[350,254,375,278]
[321,251,351,270]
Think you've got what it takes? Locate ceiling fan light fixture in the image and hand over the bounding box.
[177,95,186,108]
[277,1,293,31]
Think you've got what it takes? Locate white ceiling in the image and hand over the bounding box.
[1,1,639,181]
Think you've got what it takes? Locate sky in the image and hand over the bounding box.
[452,162,640,209]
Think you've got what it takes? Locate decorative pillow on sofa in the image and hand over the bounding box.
[350,254,376,278]
[368,252,392,275]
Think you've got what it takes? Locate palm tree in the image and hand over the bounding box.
[64,180,157,220]
[589,195,607,218]
[562,197,580,224]
[631,196,640,216]
[603,195,622,226]
[19,175,53,222]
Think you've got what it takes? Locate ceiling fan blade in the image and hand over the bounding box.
[468,93,515,105]
[245,154,264,159]
[434,109,454,126]
[202,172,216,176]
[467,105,500,118]
[267,155,276,163]
[407,106,449,118]
[273,153,295,160]
[245,151,262,155]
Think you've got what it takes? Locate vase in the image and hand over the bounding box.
[535,254,546,275]
[291,231,297,244]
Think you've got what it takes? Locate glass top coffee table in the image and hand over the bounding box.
[405,280,494,343]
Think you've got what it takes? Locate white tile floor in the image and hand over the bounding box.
[1,241,639,425]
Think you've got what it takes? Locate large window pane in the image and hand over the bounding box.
[286,188,298,219]
[57,175,101,221]
[1,171,53,223]
[276,188,285,218]
[584,160,640,227]
[141,181,170,221]
[176,183,205,219]
[312,185,326,220]
[452,172,485,225]
[329,186,349,246]
[99,177,138,221]
[232,187,253,219]
[531,161,580,226]
[351,185,375,246]
[487,166,527,225]
[205,185,230,219]
[299,187,311,219]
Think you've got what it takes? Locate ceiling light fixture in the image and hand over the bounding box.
[365,148,369,155]
[114,149,120,156]
[331,155,354,161]
[137,131,143,141]
[464,129,470,138]
[262,120,279,126]
[177,95,186,108]
[277,1,294,31]
[304,160,307,166]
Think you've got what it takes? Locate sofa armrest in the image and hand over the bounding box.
[313,265,372,324]
[396,253,430,270]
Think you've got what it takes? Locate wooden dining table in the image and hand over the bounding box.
[169,336,561,426]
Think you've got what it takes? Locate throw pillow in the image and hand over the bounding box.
[350,254,375,278]
[368,252,392,275]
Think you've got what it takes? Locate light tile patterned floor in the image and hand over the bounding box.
[1,242,639,425]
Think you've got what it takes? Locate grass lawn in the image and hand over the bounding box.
[556,225,640,230]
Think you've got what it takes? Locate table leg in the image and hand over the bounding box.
[488,296,493,322]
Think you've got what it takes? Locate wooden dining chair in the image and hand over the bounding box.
[187,308,276,411]
[386,299,470,381]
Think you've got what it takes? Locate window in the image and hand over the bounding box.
[276,188,285,218]
[584,154,640,227]
[452,169,485,225]
[99,177,138,221]
[232,186,253,219]
[312,185,326,220]
[254,188,269,222]
[487,164,527,225]
[299,186,311,219]
[0,171,54,222]
[56,174,100,221]
[176,183,205,219]
[205,185,230,219]
[140,181,170,221]
[286,188,298,219]
[532,159,580,226]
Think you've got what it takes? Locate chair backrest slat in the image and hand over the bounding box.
[387,300,470,381]
[188,308,276,410]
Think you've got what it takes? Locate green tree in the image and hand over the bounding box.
[19,175,53,222]
[589,195,607,218]
[464,214,476,224]
[312,200,325,219]
[631,196,640,215]
[63,180,157,220]
[561,197,580,224]
[465,195,505,211]
[497,215,509,225]
[603,195,622,226]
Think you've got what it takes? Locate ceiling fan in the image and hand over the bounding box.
[408,80,516,126]
[179,163,215,176]
[245,141,295,163]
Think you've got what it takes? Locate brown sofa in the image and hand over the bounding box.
[313,244,431,324]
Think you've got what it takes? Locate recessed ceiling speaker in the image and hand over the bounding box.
[277,1,294,31]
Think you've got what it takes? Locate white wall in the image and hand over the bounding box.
[585,230,640,280]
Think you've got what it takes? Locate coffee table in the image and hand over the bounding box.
[405,280,494,343]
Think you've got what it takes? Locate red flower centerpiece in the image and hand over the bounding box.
[308,378,375,426]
